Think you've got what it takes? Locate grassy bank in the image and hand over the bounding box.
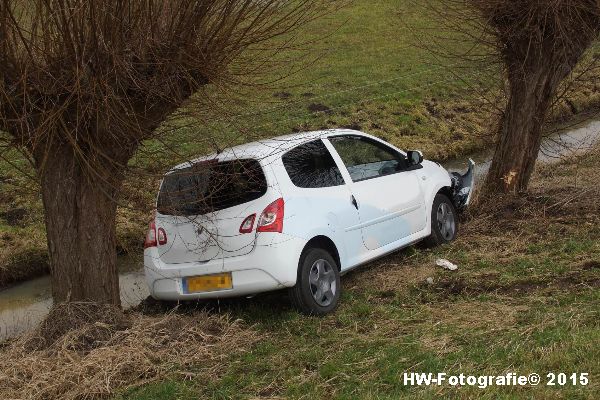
[0,0,599,287]
[1,145,598,400]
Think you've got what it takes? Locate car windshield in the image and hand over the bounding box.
[157,159,267,216]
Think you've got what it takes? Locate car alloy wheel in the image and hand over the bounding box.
[289,247,341,315]
[308,259,337,307]
[436,202,456,241]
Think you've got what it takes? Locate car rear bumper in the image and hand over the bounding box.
[144,232,307,300]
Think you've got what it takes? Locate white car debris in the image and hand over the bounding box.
[436,258,459,271]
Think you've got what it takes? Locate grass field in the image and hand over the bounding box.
[145,0,497,161]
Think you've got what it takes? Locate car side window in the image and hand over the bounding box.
[282,139,345,188]
[329,136,408,182]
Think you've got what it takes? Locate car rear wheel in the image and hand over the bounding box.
[423,193,458,247]
[289,247,340,316]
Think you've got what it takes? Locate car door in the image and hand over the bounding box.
[279,139,364,269]
[326,135,427,251]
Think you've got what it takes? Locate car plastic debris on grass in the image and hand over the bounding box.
[436,259,458,271]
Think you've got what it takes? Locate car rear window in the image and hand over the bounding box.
[157,159,267,216]
[282,140,344,188]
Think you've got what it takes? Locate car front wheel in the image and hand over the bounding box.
[423,193,458,247]
[289,247,340,316]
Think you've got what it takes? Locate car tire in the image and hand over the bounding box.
[423,193,458,248]
[289,247,341,316]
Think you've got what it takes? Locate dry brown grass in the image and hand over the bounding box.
[0,303,259,400]
[425,301,528,331]
[417,301,530,357]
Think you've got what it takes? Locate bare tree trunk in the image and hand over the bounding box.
[482,37,593,195]
[38,147,122,305]
[483,66,557,193]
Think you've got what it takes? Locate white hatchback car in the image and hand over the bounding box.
[144,129,473,314]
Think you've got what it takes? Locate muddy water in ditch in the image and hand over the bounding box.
[1,119,599,341]
[443,119,600,175]
[0,255,148,340]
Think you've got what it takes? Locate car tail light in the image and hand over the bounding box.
[257,198,284,233]
[239,214,256,234]
[157,227,168,245]
[144,221,157,248]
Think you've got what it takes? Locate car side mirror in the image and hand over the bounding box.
[407,150,423,166]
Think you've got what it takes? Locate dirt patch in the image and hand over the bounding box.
[416,269,600,302]
[273,91,292,99]
[0,303,259,400]
[307,102,332,114]
[424,99,438,115]
[135,288,295,324]
[341,123,362,130]
[582,260,600,270]
[0,191,15,205]
[0,207,28,226]
[420,276,538,297]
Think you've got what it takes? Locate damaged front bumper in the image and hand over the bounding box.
[449,158,475,211]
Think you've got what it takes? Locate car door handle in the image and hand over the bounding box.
[351,195,359,210]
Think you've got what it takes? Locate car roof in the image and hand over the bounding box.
[169,128,366,171]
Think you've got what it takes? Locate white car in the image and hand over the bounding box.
[144,129,474,315]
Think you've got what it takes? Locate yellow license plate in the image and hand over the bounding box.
[184,273,233,293]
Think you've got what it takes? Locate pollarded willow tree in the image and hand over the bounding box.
[0,0,325,305]
[422,0,600,194]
